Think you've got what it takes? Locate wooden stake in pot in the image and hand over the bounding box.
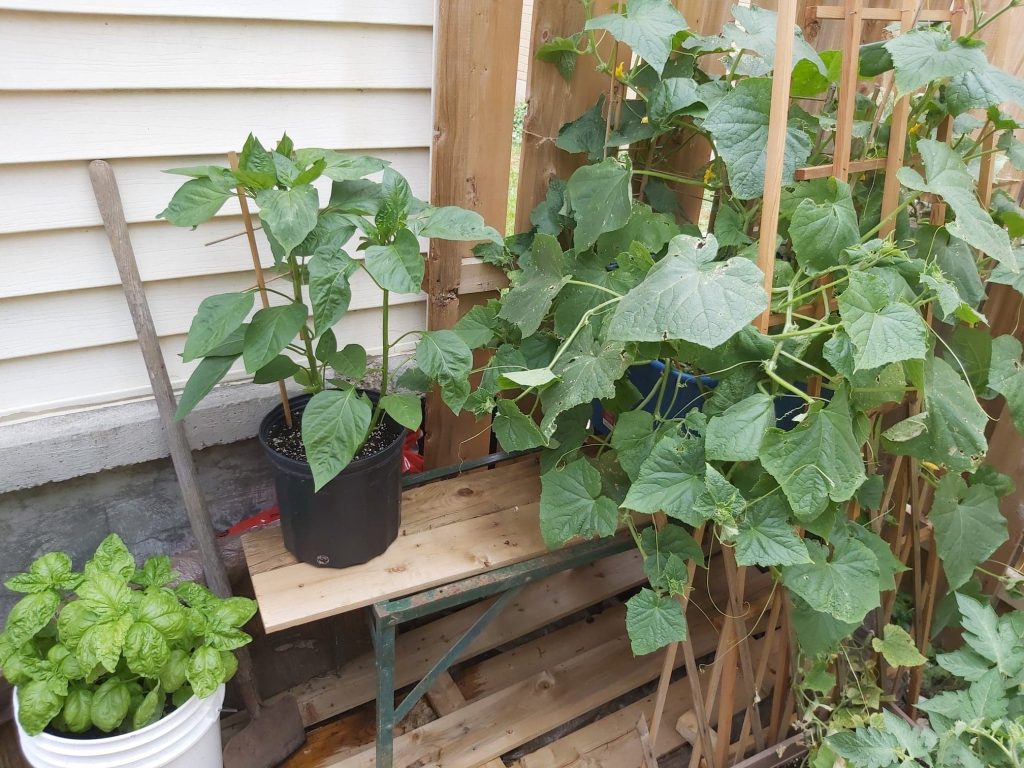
[89,160,306,768]
[228,150,293,429]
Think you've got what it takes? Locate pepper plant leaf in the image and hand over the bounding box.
[175,355,238,420]
[255,184,320,257]
[625,588,687,656]
[243,302,308,374]
[539,458,619,548]
[301,386,372,491]
[182,292,254,362]
[837,271,929,371]
[585,0,688,73]
[930,474,1007,590]
[307,247,358,335]
[781,539,881,624]
[409,206,502,245]
[702,78,812,200]
[417,330,474,412]
[363,228,424,294]
[157,175,234,228]
[882,355,987,472]
[607,234,767,348]
[760,388,866,521]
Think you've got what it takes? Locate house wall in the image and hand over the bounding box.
[0,1,436,618]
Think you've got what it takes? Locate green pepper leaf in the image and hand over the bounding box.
[363,228,424,294]
[255,185,320,257]
[158,176,234,228]
[327,343,367,380]
[308,247,358,335]
[301,386,373,490]
[243,302,309,374]
[379,393,422,432]
[181,292,254,363]
[175,355,238,420]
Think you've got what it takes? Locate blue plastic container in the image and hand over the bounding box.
[592,361,823,432]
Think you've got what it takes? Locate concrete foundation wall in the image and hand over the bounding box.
[0,436,274,620]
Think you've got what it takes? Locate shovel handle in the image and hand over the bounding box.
[89,159,263,717]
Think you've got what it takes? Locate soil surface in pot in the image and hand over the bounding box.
[265,419,400,464]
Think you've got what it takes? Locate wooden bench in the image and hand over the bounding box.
[241,455,639,767]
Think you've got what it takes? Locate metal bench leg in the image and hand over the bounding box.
[375,608,397,768]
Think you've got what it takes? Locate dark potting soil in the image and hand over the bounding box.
[265,419,400,464]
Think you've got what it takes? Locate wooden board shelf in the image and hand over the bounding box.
[242,459,545,633]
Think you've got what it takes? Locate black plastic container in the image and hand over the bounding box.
[258,393,405,568]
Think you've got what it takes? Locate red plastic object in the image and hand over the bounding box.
[402,429,424,473]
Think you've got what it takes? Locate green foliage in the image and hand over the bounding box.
[163,136,491,488]
[472,0,1024,664]
[2,535,255,736]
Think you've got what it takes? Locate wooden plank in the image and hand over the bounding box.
[513,0,619,232]
[832,0,864,182]
[795,156,887,180]
[286,548,644,726]
[0,273,425,360]
[0,148,428,235]
[879,0,917,236]
[807,4,950,20]
[244,458,542,575]
[326,618,705,768]
[0,12,432,90]
[755,0,800,333]
[0,304,425,420]
[426,672,468,717]
[0,1,435,25]
[423,0,522,468]
[459,258,507,294]
[0,90,430,165]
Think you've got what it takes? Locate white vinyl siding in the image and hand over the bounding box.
[0,2,434,421]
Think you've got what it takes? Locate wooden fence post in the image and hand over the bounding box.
[424,0,523,468]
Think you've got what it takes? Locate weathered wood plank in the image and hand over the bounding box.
[423,0,522,467]
[284,549,644,726]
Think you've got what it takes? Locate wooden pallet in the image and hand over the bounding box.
[282,555,776,768]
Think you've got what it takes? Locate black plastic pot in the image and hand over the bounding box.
[258,393,405,568]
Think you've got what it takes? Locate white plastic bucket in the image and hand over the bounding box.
[14,684,225,768]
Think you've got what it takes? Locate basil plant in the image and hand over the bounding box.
[460,0,1024,658]
[160,134,502,489]
[0,534,256,736]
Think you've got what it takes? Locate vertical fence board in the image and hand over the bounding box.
[513,0,618,232]
[424,0,523,468]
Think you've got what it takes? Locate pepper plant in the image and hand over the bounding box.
[160,135,500,488]
[460,0,1024,659]
[0,534,256,736]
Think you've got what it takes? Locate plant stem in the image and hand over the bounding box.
[548,296,621,369]
[772,322,840,339]
[632,168,709,187]
[370,289,391,432]
[859,192,921,243]
[565,279,622,297]
[289,254,322,392]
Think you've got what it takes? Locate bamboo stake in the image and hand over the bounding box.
[754,0,799,333]
[228,151,293,429]
[879,0,918,237]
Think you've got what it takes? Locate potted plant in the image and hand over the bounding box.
[0,534,256,768]
[464,0,1024,684]
[159,135,501,568]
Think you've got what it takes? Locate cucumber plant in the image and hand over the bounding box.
[462,0,1024,662]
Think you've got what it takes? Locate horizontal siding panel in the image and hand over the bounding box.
[0,302,427,420]
[0,148,429,234]
[0,1,434,25]
[0,90,431,164]
[1,271,426,360]
[0,219,430,299]
[1,12,432,90]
